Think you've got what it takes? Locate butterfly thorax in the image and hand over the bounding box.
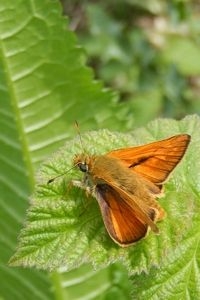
[91,155,143,186]
[73,153,163,199]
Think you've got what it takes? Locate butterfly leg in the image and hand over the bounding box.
[72,180,91,194]
[71,178,95,198]
[71,179,97,217]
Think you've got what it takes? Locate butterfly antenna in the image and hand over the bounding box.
[47,164,79,184]
[74,120,86,153]
[48,121,85,184]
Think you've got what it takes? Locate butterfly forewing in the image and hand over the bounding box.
[107,134,191,185]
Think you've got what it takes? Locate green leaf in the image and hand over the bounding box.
[131,228,200,299]
[0,0,130,298]
[50,263,132,300]
[10,115,200,298]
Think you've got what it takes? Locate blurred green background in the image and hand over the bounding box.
[62,0,200,125]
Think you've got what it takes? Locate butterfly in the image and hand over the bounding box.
[72,134,190,246]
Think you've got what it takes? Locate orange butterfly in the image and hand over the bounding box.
[72,134,190,246]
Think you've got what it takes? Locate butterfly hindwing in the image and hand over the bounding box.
[95,184,150,245]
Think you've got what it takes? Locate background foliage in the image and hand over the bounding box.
[63,0,200,124]
[0,0,199,299]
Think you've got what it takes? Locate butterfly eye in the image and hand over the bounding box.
[78,162,88,173]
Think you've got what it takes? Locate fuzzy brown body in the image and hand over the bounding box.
[88,155,164,217]
[73,134,190,246]
[90,155,161,195]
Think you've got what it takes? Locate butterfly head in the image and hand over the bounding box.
[73,154,92,173]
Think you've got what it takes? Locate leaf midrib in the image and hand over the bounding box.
[0,38,34,191]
